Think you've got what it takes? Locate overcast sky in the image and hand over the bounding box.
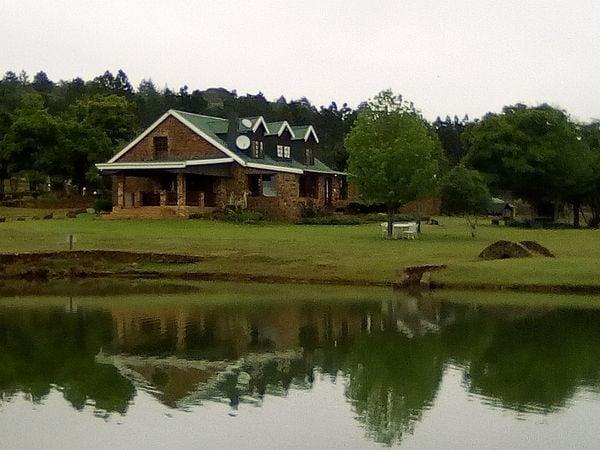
[2,0,599,121]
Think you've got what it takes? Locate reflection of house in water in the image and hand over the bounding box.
[99,298,452,411]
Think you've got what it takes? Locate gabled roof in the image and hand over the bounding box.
[107,110,245,165]
[265,121,295,137]
[291,125,319,143]
[102,110,342,175]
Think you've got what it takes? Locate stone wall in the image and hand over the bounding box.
[117,116,225,162]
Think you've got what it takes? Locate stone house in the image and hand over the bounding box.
[96,110,349,219]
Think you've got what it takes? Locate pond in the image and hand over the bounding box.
[1,281,600,449]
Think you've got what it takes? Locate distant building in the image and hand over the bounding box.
[97,110,348,219]
[488,197,515,219]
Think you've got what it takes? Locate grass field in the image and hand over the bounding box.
[0,208,599,287]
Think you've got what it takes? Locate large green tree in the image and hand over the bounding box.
[0,92,61,190]
[346,90,443,237]
[463,104,593,225]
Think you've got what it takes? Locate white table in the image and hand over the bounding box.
[380,222,417,239]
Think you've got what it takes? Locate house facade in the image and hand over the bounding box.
[96,110,349,219]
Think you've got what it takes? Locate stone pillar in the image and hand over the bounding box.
[134,191,142,207]
[116,175,125,209]
[159,190,167,206]
[199,192,205,208]
[177,173,186,207]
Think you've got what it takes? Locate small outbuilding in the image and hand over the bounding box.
[488,197,515,220]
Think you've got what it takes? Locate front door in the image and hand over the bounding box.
[325,177,333,206]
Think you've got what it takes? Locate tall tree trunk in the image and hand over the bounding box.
[573,201,581,229]
[386,203,394,239]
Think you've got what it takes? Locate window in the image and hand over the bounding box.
[277,145,291,159]
[299,175,318,198]
[248,175,261,196]
[339,176,348,200]
[153,136,168,159]
[248,174,277,197]
[262,175,277,197]
[304,148,314,165]
[252,140,264,158]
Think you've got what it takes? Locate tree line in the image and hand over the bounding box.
[346,91,600,231]
[1,71,599,227]
[0,69,360,194]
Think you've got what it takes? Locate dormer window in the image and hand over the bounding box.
[277,145,290,159]
[252,140,264,158]
[153,136,168,160]
[304,148,314,165]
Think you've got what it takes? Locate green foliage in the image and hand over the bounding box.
[440,166,491,215]
[463,104,593,210]
[93,196,113,212]
[0,92,61,187]
[432,115,469,165]
[346,90,442,209]
[211,209,266,224]
[297,215,362,225]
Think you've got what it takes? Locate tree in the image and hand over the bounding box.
[581,122,600,227]
[463,104,592,225]
[31,71,54,94]
[67,94,137,146]
[0,92,61,190]
[440,166,491,238]
[346,90,442,238]
[432,115,469,165]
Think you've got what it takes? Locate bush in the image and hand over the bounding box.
[299,203,324,218]
[507,219,575,229]
[297,215,362,225]
[212,209,266,224]
[93,197,113,212]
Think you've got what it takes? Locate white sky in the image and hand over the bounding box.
[2,0,599,121]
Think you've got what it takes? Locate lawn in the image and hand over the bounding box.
[0,208,599,287]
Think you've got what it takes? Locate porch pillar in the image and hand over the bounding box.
[159,190,167,207]
[116,175,125,209]
[134,191,142,207]
[177,173,186,207]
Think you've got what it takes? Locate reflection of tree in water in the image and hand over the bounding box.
[0,308,134,414]
[337,299,445,446]
[444,308,600,413]
[4,294,600,445]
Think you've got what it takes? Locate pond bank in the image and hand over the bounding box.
[2,250,600,295]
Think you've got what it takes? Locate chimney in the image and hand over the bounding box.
[226,112,239,150]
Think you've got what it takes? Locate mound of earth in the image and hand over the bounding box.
[519,241,555,257]
[479,240,532,260]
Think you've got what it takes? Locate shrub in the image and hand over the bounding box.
[297,215,362,225]
[212,209,266,224]
[93,197,113,212]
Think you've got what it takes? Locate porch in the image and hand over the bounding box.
[112,172,222,218]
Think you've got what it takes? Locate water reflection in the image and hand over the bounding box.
[1,288,600,446]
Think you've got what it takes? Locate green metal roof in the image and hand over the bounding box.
[264,121,287,136]
[171,110,344,175]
